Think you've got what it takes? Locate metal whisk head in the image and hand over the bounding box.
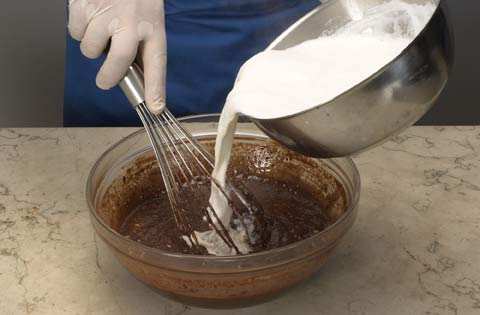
[119,64,260,254]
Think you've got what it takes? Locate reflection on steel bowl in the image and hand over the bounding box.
[254,0,453,158]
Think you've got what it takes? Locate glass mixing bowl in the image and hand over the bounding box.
[86,114,361,308]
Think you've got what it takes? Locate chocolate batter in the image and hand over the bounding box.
[98,139,347,256]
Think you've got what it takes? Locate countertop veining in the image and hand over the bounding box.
[0,127,479,315]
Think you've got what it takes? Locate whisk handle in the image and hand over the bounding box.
[118,63,146,108]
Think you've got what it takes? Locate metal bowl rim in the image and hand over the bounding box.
[256,0,443,121]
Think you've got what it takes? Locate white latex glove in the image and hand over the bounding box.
[68,0,166,113]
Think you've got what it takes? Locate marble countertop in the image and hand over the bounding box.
[0,127,479,315]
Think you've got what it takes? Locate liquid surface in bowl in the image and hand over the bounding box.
[98,140,347,255]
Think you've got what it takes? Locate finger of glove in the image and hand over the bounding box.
[68,0,89,40]
[143,30,167,114]
[80,16,111,59]
[96,31,139,90]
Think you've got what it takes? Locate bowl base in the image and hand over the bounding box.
[143,281,293,309]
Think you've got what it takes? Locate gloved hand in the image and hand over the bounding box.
[68,0,166,113]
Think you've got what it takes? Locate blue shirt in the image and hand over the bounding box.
[64,0,320,126]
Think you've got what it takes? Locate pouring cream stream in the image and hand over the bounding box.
[195,0,436,255]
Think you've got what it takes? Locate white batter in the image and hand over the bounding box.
[196,0,436,256]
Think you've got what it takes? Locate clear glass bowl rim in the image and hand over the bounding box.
[86,113,361,269]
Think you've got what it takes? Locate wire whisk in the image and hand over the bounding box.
[119,64,260,254]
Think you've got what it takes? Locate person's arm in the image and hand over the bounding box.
[68,0,166,113]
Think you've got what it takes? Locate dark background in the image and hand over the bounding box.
[0,0,477,127]
[418,0,479,125]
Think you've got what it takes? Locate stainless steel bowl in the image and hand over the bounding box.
[253,0,454,158]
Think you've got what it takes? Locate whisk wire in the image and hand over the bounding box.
[119,64,258,254]
[136,103,247,254]
[162,112,213,178]
[152,114,190,184]
[163,110,254,250]
[138,105,197,238]
[164,110,215,169]
[155,113,197,179]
